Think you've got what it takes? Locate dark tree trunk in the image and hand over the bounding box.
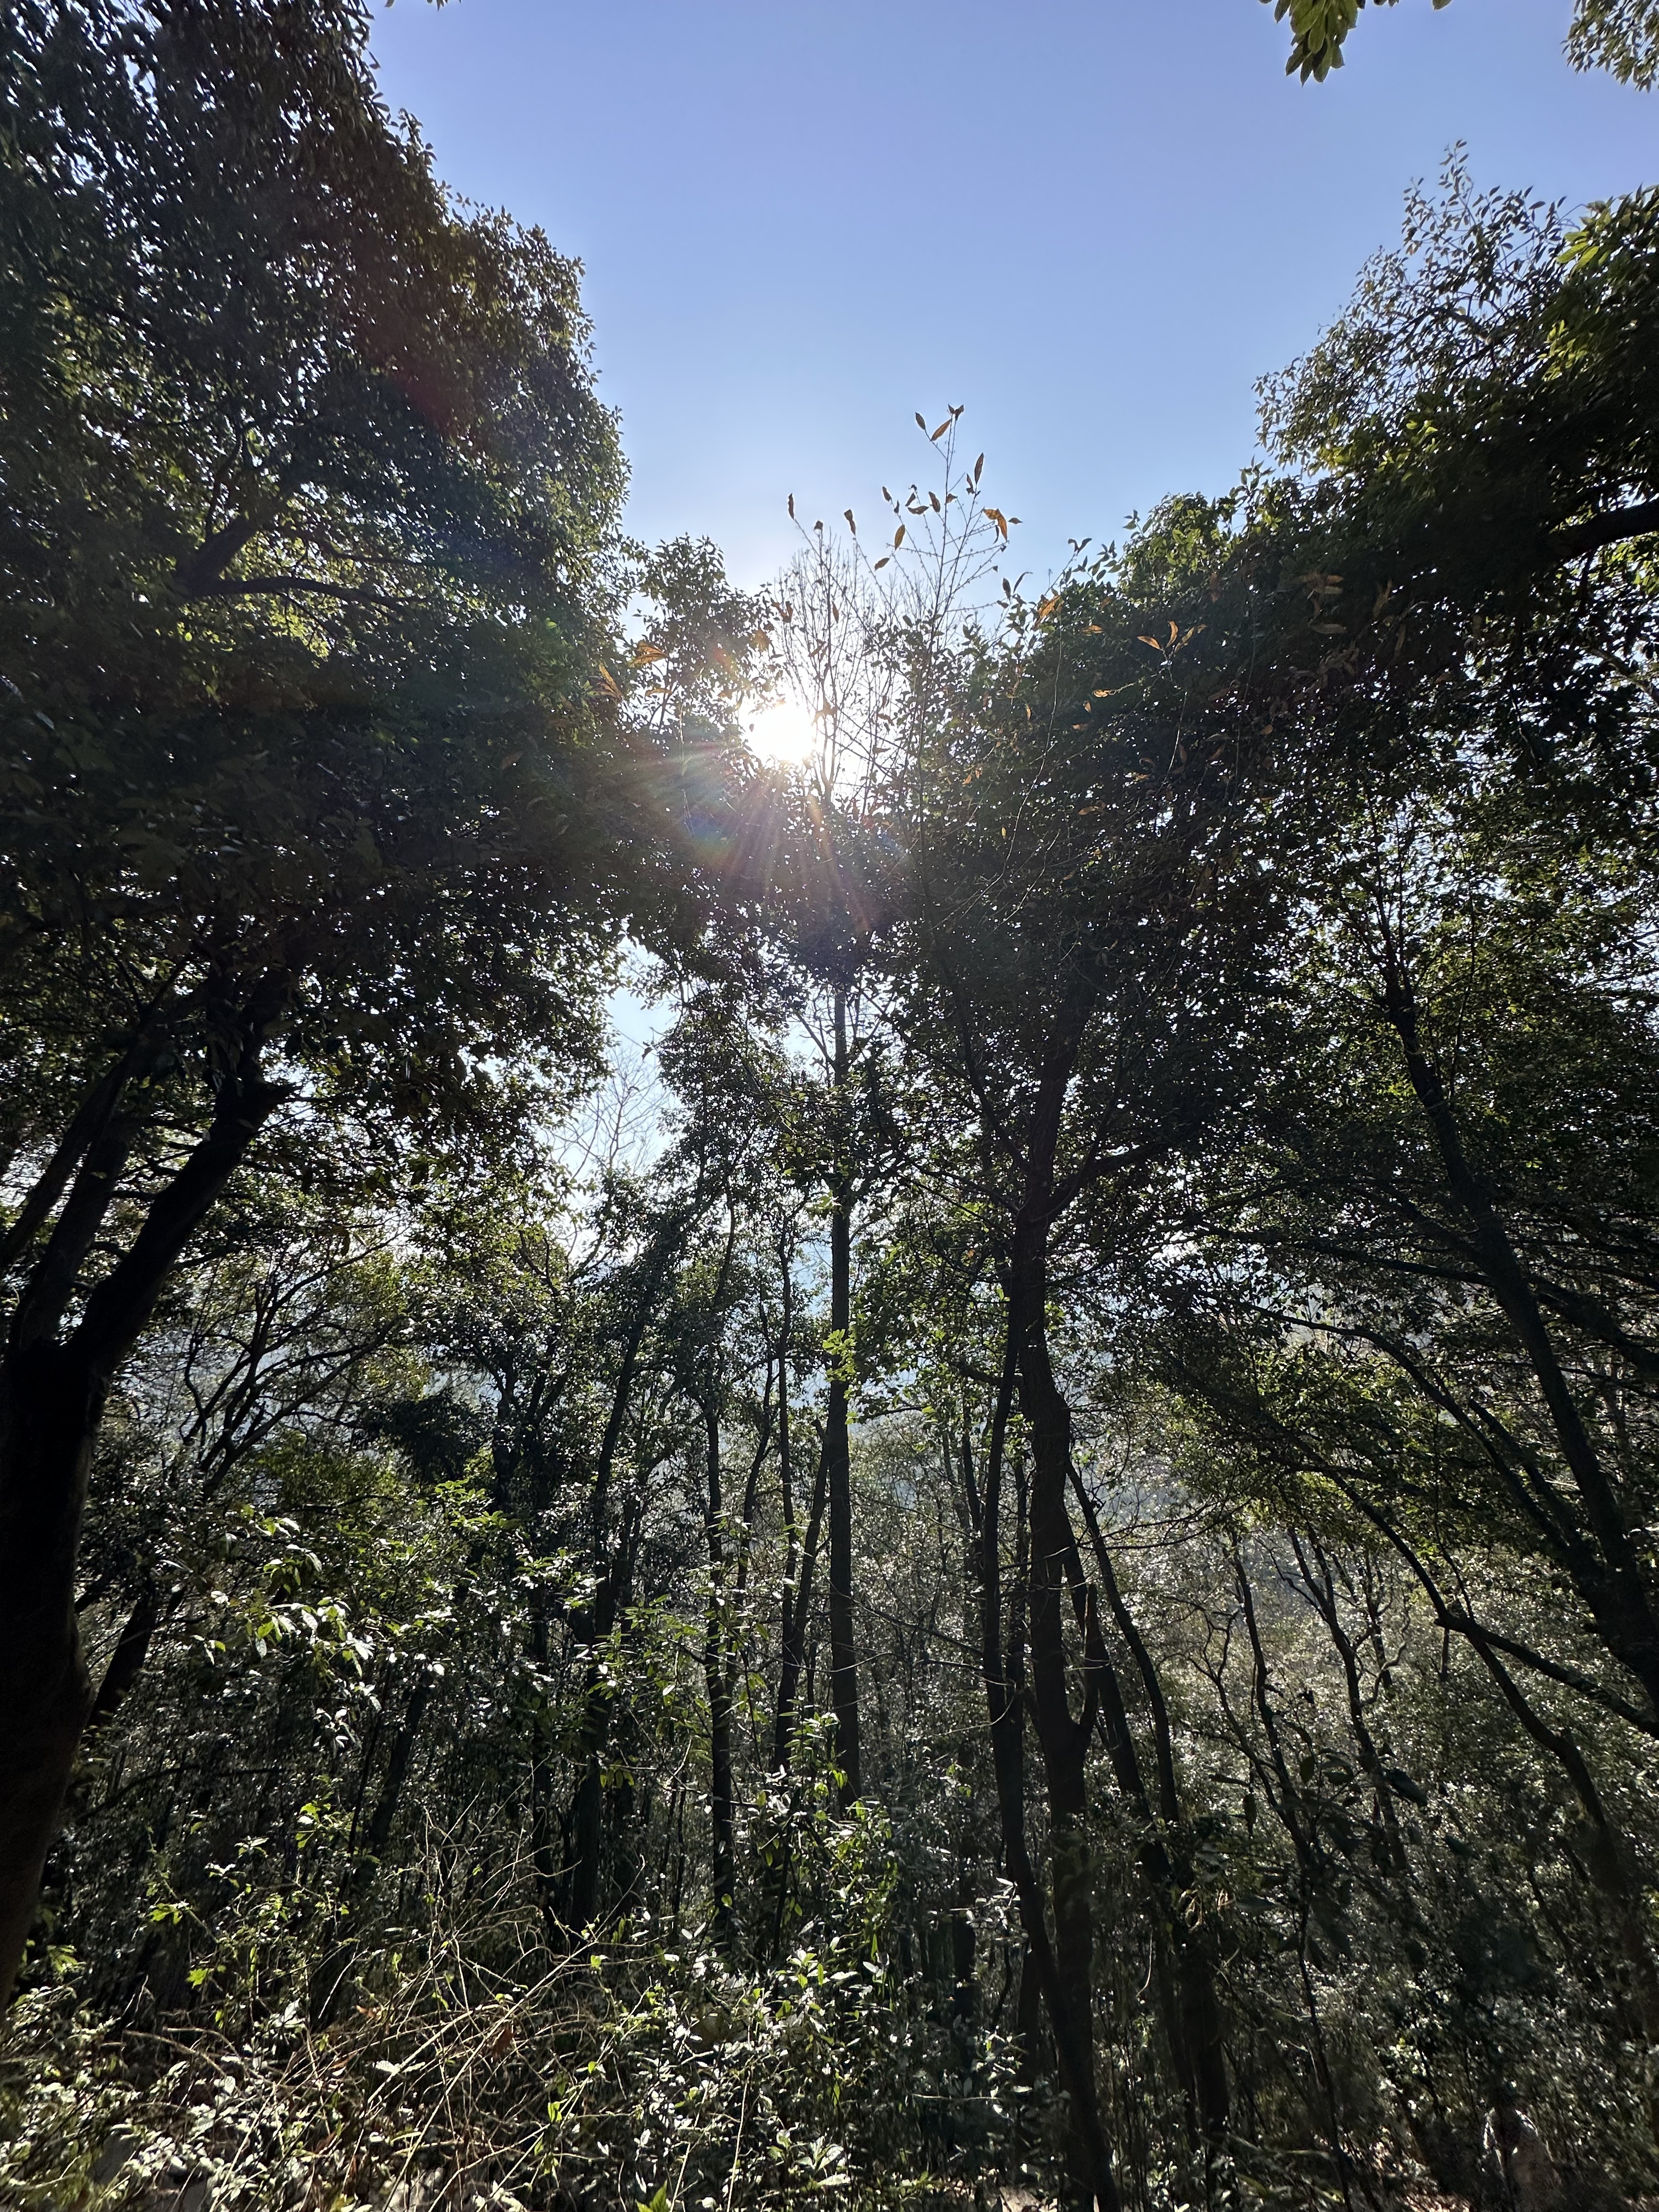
[774,1438,827,1773]
[703,1398,737,1943]
[1070,1467,1231,2153]
[44,1584,166,1906]
[0,1342,101,2003]
[1234,1554,1353,2206]
[567,1234,679,1932]
[771,1232,814,1772]
[85,1585,162,1743]
[1011,1227,1118,2212]
[567,1538,633,1936]
[0,1040,286,2004]
[768,1400,827,1961]
[976,1308,1120,2212]
[825,984,861,1803]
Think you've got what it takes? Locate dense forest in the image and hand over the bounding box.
[7,4,1659,2209]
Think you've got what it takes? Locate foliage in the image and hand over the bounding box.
[7,36,1659,2212]
[1262,0,1657,84]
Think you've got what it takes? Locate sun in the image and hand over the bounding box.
[744,696,821,767]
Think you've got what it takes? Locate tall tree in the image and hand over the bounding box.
[0,0,657,1999]
[758,528,900,1802]
[888,517,1271,2207]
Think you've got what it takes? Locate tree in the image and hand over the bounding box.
[882,483,1273,2206]
[749,431,1007,1801]
[0,0,658,2000]
[757,527,899,1804]
[1206,171,1659,1728]
[1121,165,1659,2160]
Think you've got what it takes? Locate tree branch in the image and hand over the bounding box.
[1546,498,1659,564]
[189,575,407,611]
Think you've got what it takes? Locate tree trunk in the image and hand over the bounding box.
[976,1305,1120,2212]
[1070,1466,1231,2153]
[531,1600,569,1937]
[703,1397,737,1943]
[825,984,862,1803]
[567,1237,677,1932]
[0,1045,285,2004]
[1234,1553,1353,2208]
[85,1585,161,1742]
[774,1438,827,1771]
[0,1341,101,2002]
[768,1405,826,1960]
[1011,1227,1118,2212]
[771,1232,811,1771]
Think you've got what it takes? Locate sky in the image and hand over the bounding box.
[370,0,1658,601]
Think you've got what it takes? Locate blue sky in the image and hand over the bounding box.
[371,0,1658,592]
